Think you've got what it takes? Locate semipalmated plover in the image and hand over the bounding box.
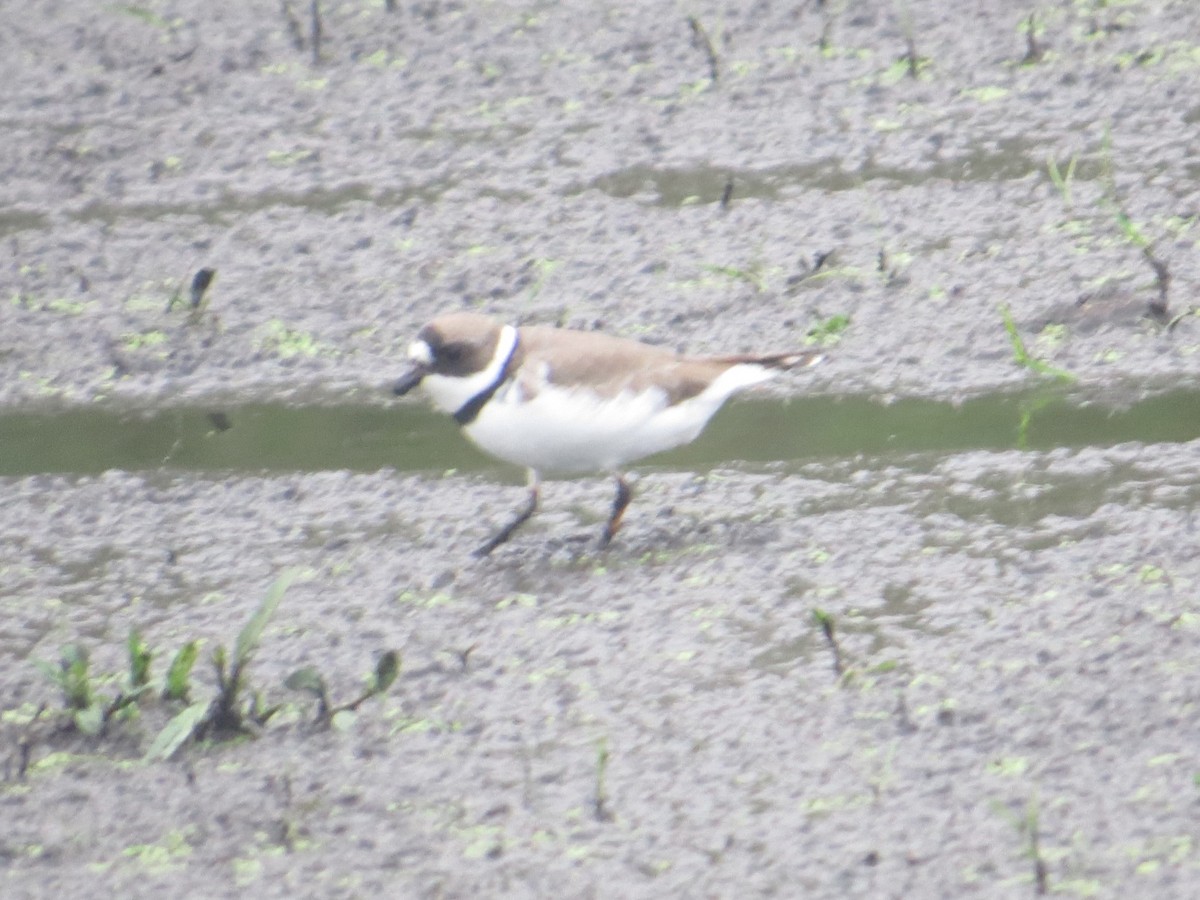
[394,312,821,556]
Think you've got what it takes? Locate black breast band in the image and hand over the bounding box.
[453,330,521,426]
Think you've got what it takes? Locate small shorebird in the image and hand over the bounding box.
[394,312,820,556]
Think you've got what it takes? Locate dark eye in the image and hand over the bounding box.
[439,343,463,364]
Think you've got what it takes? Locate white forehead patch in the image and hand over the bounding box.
[408,340,434,365]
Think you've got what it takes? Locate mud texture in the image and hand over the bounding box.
[3,1,1200,897]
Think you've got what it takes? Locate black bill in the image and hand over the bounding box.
[393,366,426,396]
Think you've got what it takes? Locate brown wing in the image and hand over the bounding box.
[513,325,821,405]
[515,326,739,406]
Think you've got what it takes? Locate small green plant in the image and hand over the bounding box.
[164,641,199,702]
[1098,125,1170,315]
[112,4,174,29]
[999,305,1075,382]
[22,571,402,766]
[258,320,326,358]
[213,571,296,731]
[1046,126,1171,318]
[703,263,768,293]
[145,701,210,762]
[35,644,97,732]
[285,650,401,727]
[805,313,851,347]
[128,629,152,689]
[523,258,562,302]
[147,571,298,760]
[35,632,159,736]
[1045,154,1076,207]
[265,148,317,167]
[1013,390,1060,451]
[991,795,1049,894]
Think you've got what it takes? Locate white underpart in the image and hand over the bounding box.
[416,324,519,416]
[464,361,779,474]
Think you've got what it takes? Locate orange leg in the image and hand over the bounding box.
[599,474,633,548]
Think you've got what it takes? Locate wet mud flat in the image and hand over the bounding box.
[3,0,1200,897]
[4,443,1200,897]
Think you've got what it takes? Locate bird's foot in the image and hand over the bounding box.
[473,484,539,558]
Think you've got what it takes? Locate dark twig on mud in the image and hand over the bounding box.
[13,729,36,780]
[280,1,305,51]
[787,250,834,291]
[6,704,47,781]
[815,0,834,52]
[593,738,613,822]
[1029,817,1049,894]
[720,176,734,210]
[688,17,720,83]
[456,642,478,672]
[904,34,919,78]
[1165,306,1199,333]
[165,268,217,323]
[1142,247,1171,319]
[17,737,33,779]
[170,41,199,65]
[896,8,928,79]
[269,775,300,852]
[279,0,321,63]
[812,608,844,678]
[894,691,918,734]
[1022,12,1045,65]
[878,248,908,287]
[189,268,215,310]
[310,0,323,66]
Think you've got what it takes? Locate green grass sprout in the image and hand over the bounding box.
[164,641,199,703]
[999,305,1075,383]
[286,650,401,727]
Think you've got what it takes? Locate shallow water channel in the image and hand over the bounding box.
[2,384,1198,478]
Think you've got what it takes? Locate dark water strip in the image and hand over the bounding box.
[0,388,1198,478]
